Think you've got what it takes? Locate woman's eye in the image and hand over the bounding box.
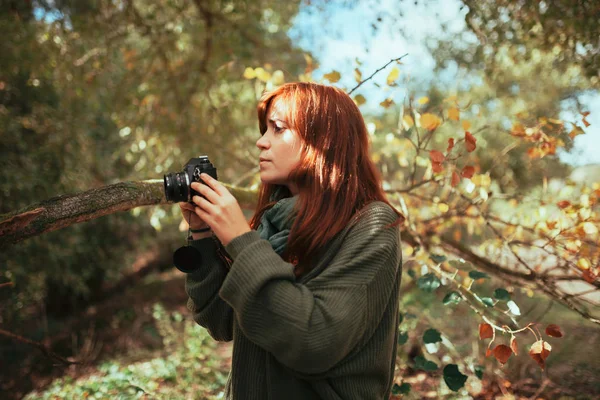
[274,125,284,133]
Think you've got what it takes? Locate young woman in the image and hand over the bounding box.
[178,82,404,399]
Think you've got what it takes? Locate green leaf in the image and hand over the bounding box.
[397,331,409,345]
[407,269,416,279]
[481,297,494,307]
[423,328,442,344]
[417,273,441,292]
[443,364,468,392]
[414,355,438,371]
[392,382,411,395]
[474,365,484,380]
[443,291,462,305]
[493,288,511,301]
[429,253,447,263]
[469,270,489,280]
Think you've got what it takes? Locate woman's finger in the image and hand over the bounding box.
[200,173,227,196]
[191,182,220,205]
[193,195,218,216]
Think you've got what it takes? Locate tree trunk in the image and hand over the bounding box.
[0,179,258,249]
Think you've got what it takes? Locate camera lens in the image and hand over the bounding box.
[164,172,190,202]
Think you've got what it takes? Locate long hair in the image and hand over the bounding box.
[250,82,404,276]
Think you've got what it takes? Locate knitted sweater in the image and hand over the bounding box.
[185,201,402,399]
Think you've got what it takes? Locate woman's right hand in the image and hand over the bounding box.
[178,202,209,230]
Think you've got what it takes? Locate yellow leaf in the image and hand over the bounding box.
[448,107,460,121]
[254,67,271,82]
[386,67,400,85]
[577,258,591,270]
[243,67,256,79]
[402,115,414,129]
[353,94,366,106]
[418,96,429,105]
[438,203,449,213]
[462,120,471,131]
[323,70,341,83]
[420,113,441,131]
[380,98,394,108]
[272,70,285,85]
[354,68,362,83]
[582,222,598,235]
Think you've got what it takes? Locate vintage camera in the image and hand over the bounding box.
[163,156,218,203]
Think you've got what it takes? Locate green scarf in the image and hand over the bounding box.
[256,193,298,256]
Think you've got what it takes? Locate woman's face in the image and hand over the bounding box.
[256,99,303,195]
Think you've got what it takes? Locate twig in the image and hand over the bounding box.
[0,328,80,366]
[347,54,408,95]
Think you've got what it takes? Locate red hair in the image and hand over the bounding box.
[250,82,404,276]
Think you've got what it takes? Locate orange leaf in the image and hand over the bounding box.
[557,200,571,209]
[545,324,563,338]
[485,347,492,357]
[462,120,471,131]
[493,344,513,364]
[510,337,518,355]
[582,118,590,128]
[465,131,477,152]
[432,162,444,174]
[448,107,460,121]
[429,150,445,163]
[479,323,493,340]
[581,111,590,117]
[447,138,455,153]
[583,269,597,284]
[461,166,475,179]
[529,340,552,370]
[421,113,442,131]
[451,171,460,187]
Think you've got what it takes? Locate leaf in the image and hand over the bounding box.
[429,253,447,263]
[493,288,511,301]
[462,120,471,131]
[418,96,429,104]
[421,113,442,130]
[380,98,394,108]
[353,94,366,106]
[583,269,597,284]
[479,323,493,340]
[323,70,341,83]
[451,171,460,187]
[443,291,462,305]
[386,67,400,85]
[402,115,414,129]
[391,382,411,395]
[448,107,460,121]
[443,364,468,392]
[529,340,552,370]
[474,365,484,380]
[398,313,404,325]
[397,331,409,345]
[414,355,438,371]
[354,68,362,83]
[429,150,445,163]
[417,273,441,292]
[469,270,489,280]
[254,67,271,82]
[545,324,563,338]
[242,67,256,79]
[423,328,442,344]
[465,131,477,152]
[493,344,513,364]
[507,300,521,316]
[432,162,444,174]
[557,200,571,209]
[447,138,455,153]
[569,125,585,139]
[461,166,475,179]
[510,336,519,355]
[481,297,494,308]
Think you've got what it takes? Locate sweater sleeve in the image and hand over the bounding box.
[184,236,234,342]
[219,203,401,374]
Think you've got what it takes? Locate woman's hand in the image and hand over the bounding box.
[178,202,209,230]
[190,173,252,246]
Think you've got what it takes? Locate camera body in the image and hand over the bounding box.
[163,156,218,203]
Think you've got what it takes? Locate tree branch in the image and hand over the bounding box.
[0,328,80,366]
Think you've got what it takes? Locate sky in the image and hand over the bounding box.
[288,0,600,167]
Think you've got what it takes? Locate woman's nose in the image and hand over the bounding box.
[256,134,270,150]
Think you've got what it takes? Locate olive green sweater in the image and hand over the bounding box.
[185,201,402,399]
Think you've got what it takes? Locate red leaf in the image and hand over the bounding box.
[429,150,445,163]
[451,171,460,187]
[461,165,475,178]
[529,340,552,370]
[545,324,563,338]
[557,200,571,209]
[583,269,597,284]
[485,347,492,357]
[510,337,518,355]
[432,162,444,174]
[447,138,455,153]
[493,344,513,364]
[465,131,477,152]
[479,323,493,340]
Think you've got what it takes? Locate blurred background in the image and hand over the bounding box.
[1,0,599,399]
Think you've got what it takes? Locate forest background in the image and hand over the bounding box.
[1,0,599,399]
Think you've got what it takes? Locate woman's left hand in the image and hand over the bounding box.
[190,173,252,246]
